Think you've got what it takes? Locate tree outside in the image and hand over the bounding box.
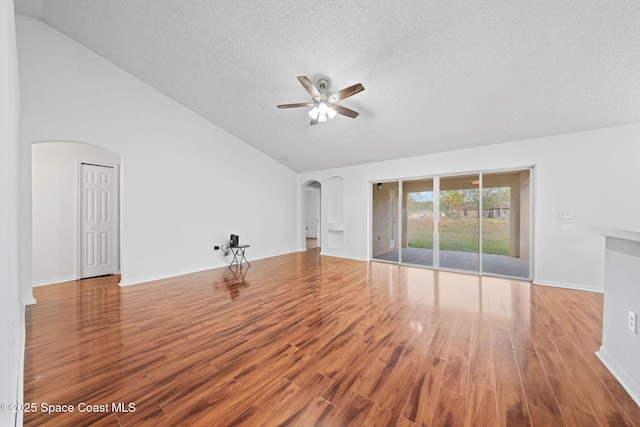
[406,187,511,255]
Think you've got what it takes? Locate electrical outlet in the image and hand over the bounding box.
[559,211,572,220]
[214,245,220,250]
[629,310,637,334]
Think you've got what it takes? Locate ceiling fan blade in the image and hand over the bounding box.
[277,102,314,109]
[333,104,359,119]
[297,76,320,99]
[328,83,364,102]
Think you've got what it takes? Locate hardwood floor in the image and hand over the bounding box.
[306,238,318,249]
[24,249,640,426]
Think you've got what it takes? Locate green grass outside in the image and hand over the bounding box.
[406,216,510,255]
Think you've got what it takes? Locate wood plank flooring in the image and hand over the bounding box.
[23,249,640,426]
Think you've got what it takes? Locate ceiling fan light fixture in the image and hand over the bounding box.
[326,105,337,119]
[278,76,365,125]
[312,101,335,122]
[316,101,337,121]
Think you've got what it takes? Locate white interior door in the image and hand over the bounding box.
[81,164,117,278]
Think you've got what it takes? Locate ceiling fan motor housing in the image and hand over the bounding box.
[318,79,329,98]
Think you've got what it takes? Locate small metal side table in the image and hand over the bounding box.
[228,244,250,269]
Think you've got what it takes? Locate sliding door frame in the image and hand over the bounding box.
[370,166,534,281]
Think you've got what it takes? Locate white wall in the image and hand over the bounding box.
[300,123,640,292]
[32,142,121,285]
[17,15,299,287]
[597,233,640,406]
[1,2,25,426]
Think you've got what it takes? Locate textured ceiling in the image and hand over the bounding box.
[14,0,640,172]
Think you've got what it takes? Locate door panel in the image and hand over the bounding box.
[439,174,480,273]
[81,164,116,278]
[402,178,435,266]
[86,232,96,268]
[84,174,98,273]
[481,170,531,278]
[372,182,400,262]
[100,231,110,265]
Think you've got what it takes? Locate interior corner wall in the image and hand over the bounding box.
[300,123,640,292]
[16,15,299,287]
[1,2,24,426]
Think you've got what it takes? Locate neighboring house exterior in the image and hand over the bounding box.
[492,202,510,218]
[408,209,433,219]
[463,205,479,218]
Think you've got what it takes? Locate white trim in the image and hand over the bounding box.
[32,275,78,287]
[119,249,302,286]
[22,296,37,306]
[433,176,440,268]
[478,173,483,275]
[528,166,535,282]
[120,269,211,287]
[532,279,604,293]
[321,253,369,263]
[596,347,640,408]
[16,307,26,427]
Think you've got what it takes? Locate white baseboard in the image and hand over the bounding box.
[17,306,26,427]
[32,275,78,287]
[532,279,604,293]
[596,347,640,408]
[118,265,217,286]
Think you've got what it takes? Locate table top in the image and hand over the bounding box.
[229,244,250,249]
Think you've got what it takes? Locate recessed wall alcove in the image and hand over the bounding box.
[327,176,344,249]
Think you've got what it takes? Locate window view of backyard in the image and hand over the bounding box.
[372,169,531,278]
[406,187,512,255]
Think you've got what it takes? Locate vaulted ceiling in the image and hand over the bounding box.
[14,0,640,172]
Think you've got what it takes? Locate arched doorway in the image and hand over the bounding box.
[303,181,321,250]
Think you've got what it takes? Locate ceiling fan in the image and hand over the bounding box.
[277,76,365,125]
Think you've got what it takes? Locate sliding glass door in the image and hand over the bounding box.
[439,174,480,273]
[481,170,531,278]
[402,178,435,267]
[371,181,400,262]
[371,168,532,280]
